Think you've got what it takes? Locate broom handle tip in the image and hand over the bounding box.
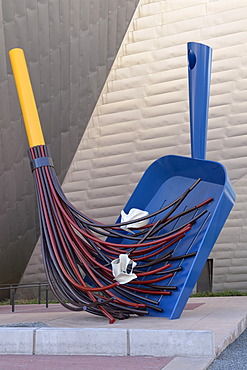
[9,48,45,147]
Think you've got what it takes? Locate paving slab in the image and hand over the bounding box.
[35,327,127,356]
[128,328,214,357]
[0,328,34,355]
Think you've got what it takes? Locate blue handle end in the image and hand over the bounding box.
[187,42,212,160]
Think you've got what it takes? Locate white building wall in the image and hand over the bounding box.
[24,0,247,292]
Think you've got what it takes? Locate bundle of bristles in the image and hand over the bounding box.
[30,145,213,324]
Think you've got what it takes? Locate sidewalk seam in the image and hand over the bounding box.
[33,329,37,355]
[127,329,130,356]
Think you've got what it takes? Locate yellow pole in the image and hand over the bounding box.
[9,48,45,147]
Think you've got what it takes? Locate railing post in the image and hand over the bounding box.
[38,283,41,304]
[9,285,13,306]
[10,287,15,312]
[45,286,48,308]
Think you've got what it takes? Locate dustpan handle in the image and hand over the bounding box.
[9,48,45,148]
[188,42,212,160]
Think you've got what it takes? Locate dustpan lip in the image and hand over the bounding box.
[156,155,235,201]
[148,154,228,184]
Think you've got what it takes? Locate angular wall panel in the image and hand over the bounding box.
[0,0,140,293]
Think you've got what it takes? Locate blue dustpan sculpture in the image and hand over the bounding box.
[109,42,235,319]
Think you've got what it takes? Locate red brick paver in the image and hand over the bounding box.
[0,355,174,370]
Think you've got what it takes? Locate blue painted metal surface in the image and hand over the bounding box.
[107,42,235,319]
[188,42,212,160]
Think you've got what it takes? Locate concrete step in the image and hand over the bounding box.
[0,296,247,370]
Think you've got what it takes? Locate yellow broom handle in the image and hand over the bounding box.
[9,48,45,147]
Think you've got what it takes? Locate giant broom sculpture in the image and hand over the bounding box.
[9,47,216,323]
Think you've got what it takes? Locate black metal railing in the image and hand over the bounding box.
[0,283,51,312]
